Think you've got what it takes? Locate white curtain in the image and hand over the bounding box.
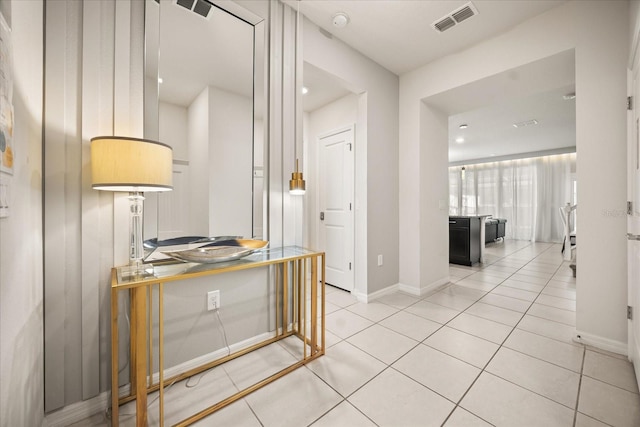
[449,153,576,242]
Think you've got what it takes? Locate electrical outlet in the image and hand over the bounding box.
[207,290,220,311]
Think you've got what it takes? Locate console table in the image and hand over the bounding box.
[110,246,325,426]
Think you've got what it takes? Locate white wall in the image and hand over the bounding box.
[0,0,44,425]
[209,86,253,238]
[159,101,188,160]
[187,87,210,236]
[303,17,399,298]
[399,0,629,350]
[184,86,253,238]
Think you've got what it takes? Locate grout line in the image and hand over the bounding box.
[442,242,584,419]
[573,345,587,427]
[319,241,583,426]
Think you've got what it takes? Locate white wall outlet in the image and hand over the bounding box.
[377,254,383,266]
[207,290,220,311]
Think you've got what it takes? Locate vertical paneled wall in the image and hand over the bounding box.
[268,0,301,248]
[44,0,144,411]
[43,0,301,416]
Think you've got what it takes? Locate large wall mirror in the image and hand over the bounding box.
[144,0,266,246]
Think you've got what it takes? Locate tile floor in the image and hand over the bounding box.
[76,240,640,427]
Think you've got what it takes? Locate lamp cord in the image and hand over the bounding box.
[106,307,231,421]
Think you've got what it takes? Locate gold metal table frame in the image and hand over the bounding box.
[110,246,325,426]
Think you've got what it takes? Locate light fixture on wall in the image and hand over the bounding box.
[91,136,173,276]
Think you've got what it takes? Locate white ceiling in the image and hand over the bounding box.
[293,0,567,75]
[426,49,577,163]
[154,0,576,163]
[302,62,353,112]
[295,0,575,162]
[157,0,254,107]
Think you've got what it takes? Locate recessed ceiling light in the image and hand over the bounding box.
[459,124,468,129]
[513,119,538,128]
[332,12,349,28]
[302,86,309,95]
[455,137,465,143]
[490,153,496,156]
[563,93,576,100]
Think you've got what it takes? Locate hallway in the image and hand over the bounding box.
[78,241,640,427]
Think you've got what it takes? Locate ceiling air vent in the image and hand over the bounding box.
[452,5,475,23]
[434,17,456,32]
[175,0,213,19]
[176,0,195,10]
[432,2,478,33]
[513,119,539,129]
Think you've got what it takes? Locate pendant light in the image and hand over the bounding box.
[289,159,306,195]
[289,0,306,196]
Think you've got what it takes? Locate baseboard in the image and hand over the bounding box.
[398,276,450,297]
[573,330,628,356]
[149,331,274,383]
[352,276,451,303]
[43,331,275,427]
[353,283,399,303]
[43,392,111,427]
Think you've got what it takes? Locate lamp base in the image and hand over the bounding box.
[120,262,155,279]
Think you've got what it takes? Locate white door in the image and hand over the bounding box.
[318,127,354,291]
[628,63,640,390]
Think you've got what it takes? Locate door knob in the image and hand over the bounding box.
[628,233,640,241]
[320,212,325,221]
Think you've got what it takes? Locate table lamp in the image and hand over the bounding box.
[91,136,173,276]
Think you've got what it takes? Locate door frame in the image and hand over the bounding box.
[315,124,356,292]
[628,27,640,390]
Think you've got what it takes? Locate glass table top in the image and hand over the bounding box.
[114,246,322,287]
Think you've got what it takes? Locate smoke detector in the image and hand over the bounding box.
[432,2,478,33]
[332,12,350,28]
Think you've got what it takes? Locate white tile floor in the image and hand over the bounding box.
[75,240,640,427]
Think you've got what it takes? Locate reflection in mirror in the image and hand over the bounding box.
[144,0,265,248]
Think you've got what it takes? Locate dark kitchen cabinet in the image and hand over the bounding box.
[449,216,481,266]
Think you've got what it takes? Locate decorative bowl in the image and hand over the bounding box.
[162,239,268,264]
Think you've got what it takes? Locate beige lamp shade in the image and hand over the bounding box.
[91,136,173,192]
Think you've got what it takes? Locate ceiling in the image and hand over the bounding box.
[427,49,577,164]
[154,0,576,163]
[295,0,575,162]
[292,0,567,76]
[302,62,353,112]
[156,0,254,107]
